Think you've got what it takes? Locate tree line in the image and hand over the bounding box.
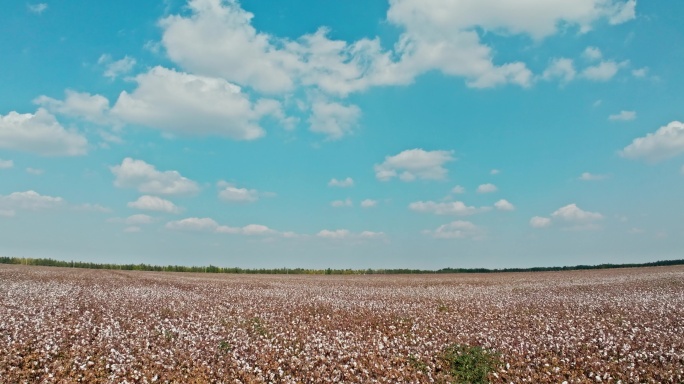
[1,256,682,275]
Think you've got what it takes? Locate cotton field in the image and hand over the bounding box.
[1,265,682,383]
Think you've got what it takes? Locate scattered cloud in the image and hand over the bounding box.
[28,3,47,14]
[582,46,602,61]
[26,167,44,175]
[0,109,88,156]
[494,199,515,211]
[579,172,607,181]
[581,60,624,81]
[316,229,385,240]
[409,200,482,216]
[0,190,64,214]
[331,198,353,208]
[111,66,283,140]
[308,100,361,140]
[476,183,497,193]
[166,217,220,232]
[631,67,648,78]
[451,185,465,194]
[98,54,137,79]
[125,214,154,225]
[422,220,483,239]
[328,177,354,188]
[609,110,636,121]
[620,121,684,162]
[111,157,199,196]
[542,58,576,84]
[35,90,112,125]
[529,216,551,228]
[217,181,261,203]
[490,169,500,175]
[360,199,377,208]
[128,195,180,213]
[166,217,286,237]
[0,159,13,169]
[375,149,454,181]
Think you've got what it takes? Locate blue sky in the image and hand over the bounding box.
[1,0,683,269]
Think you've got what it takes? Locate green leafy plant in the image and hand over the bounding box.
[441,344,500,384]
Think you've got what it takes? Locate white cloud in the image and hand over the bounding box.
[316,229,385,240]
[422,220,483,239]
[375,149,454,181]
[0,159,13,169]
[217,182,260,203]
[551,203,603,222]
[409,200,481,216]
[0,209,15,218]
[579,172,607,181]
[494,199,515,211]
[582,47,602,61]
[581,61,622,81]
[542,58,576,84]
[360,199,377,208]
[98,55,137,79]
[620,121,684,162]
[476,183,497,193]
[0,190,64,211]
[451,185,465,194]
[128,195,180,213]
[74,203,111,213]
[28,3,47,14]
[308,100,361,140]
[328,177,354,188]
[631,67,648,78]
[530,216,551,228]
[216,223,278,236]
[166,217,219,232]
[125,214,154,225]
[111,158,199,196]
[490,169,500,175]
[34,90,111,125]
[0,109,88,156]
[111,66,282,140]
[26,167,44,175]
[331,198,353,208]
[531,203,603,229]
[609,110,636,121]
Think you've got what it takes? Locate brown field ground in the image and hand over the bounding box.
[0,264,682,383]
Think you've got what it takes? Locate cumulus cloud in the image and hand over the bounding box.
[609,110,636,121]
[375,149,454,181]
[476,183,497,193]
[128,195,180,213]
[0,209,15,218]
[620,121,684,162]
[529,216,551,228]
[582,47,602,61]
[331,198,353,208]
[98,54,137,79]
[111,66,283,140]
[360,199,377,208]
[34,90,112,125]
[422,220,483,239]
[531,203,603,229]
[631,67,648,78]
[308,100,361,140]
[581,61,623,81]
[26,167,44,175]
[0,159,13,169]
[0,191,64,215]
[542,58,576,84]
[28,3,47,14]
[409,201,482,216]
[166,217,219,232]
[328,177,354,188]
[125,214,154,225]
[0,109,87,156]
[451,185,465,194]
[579,172,607,181]
[217,181,261,203]
[316,229,385,240]
[494,199,515,211]
[111,158,199,196]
